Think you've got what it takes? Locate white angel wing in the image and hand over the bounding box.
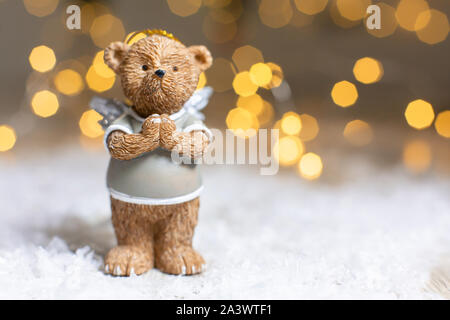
[183,86,213,120]
[90,97,128,129]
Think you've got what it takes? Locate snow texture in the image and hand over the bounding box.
[0,147,449,299]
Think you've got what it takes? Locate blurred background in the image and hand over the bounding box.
[0,0,449,180]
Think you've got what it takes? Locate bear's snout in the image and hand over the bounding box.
[155,69,165,78]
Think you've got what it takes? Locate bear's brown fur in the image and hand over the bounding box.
[102,34,212,276]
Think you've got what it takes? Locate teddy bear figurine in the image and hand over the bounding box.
[90,30,213,277]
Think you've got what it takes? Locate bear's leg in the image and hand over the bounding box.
[104,197,154,276]
[154,197,205,275]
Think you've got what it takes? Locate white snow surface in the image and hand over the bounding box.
[0,147,449,299]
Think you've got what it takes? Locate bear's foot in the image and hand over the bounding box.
[104,245,153,276]
[156,246,205,275]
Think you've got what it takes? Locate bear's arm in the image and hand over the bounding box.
[106,130,159,161]
[171,130,210,159]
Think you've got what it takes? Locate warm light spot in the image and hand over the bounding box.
[329,0,360,29]
[343,120,373,146]
[353,57,384,84]
[404,99,435,130]
[233,72,258,97]
[273,136,304,166]
[205,58,235,92]
[226,108,259,137]
[264,62,284,88]
[23,0,59,17]
[54,69,84,96]
[416,10,449,45]
[92,51,115,78]
[79,110,104,138]
[331,81,358,107]
[29,45,56,73]
[298,152,323,180]
[203,15,237,44]
[0,125,16,152]
[196,72,207,90]
[290,9,315,27]
[435,110,450,138]
[336,0,371,21]
[125,31,147,45]
[31,90,59,118]
[299,114,319,141]
[237,94,264,115]
[249,63,272,86]
[90,14,125,48]
[85,66,115,92]
[232,45,264,72]
[281,112,302,135]
[258,101,275,126]
[396,0,430,31]
[203,0,231,9]
[259,0,293,29]
[403,139,432,174]
[366,2,398,38]
[167,0,202,17]
[294,0,328,15]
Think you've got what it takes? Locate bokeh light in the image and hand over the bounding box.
[226,107,259,136]
[395,0,430,31]
[404,99,435,130]
[79,110,104,138]
[233,72,258,97]
[0,125,16,152]
[258,100,275,126]
[167,0,202,17]
[232,45,264,72]
[273,136,304,166]
[294,0,328,16]
[54,69,84,96]
[336,0,371,21]
[329,0,360,29]
[29,45,56,73]
[237,94,264,115]
[434,110,450,138]
[249,63,272,87]
[331,81,358,107]
[205,57,235,92]
[92,51,115,78]
[264,62,284,88]
[298,114,319,141]
[353,57,384,84]
[203,15,237,44]
[366,2,398,38]
[403,139,432,174]
[281,112,302,135]
[31,90,59,118]
[298,152,323,180]
[343,119,373,146]
[85,66,115,92]
[290,9,315,27]
[258,0,293,29]
[23,0,59,17]
[89,14,125,48]
[415,10,449,45]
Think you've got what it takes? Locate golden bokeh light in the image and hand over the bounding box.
[196,72,207,91]
[353,57,384,84]
[0,125,17,152]
[395,0,430,31]
[434,110,450,138]
[329,0,360,29]
[403,139,432,174]
[404,99,435,130]
[85,66,115,92]
[264,62,284,88]
[233,72,259,97]
[294,0,328,16]
[331,81,358,107]
[232,45,264,72]
[416,10,449,45]
[29,45,56,73]
[290,9,315,27]
[366,2,398,38]
[226,107,259,137]
[259,0,293,29]
[298,114,319,141]
[167,0,202,17]
[237,94,264,115]
[23,0,59,17]
[249,63,272,87]
[54,69,84,96]
[298,152,323,180]
[90,14,125,48]
[31,90,59,118]
[258,101,275,126]
[203,15,237,44]
[92,51,115,78]
[205,57,235,92]
[336,0,371,21]
[343,119,373,146]
[273,136,304,166]
[79,110,104,138]
[203,0,231,9]
[281,112,302,136]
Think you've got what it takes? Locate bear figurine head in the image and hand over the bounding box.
[104,33,212,117]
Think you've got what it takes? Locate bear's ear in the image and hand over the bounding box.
[104,42,130,73]
[189,45,213,72]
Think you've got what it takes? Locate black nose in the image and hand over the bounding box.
[155,69,165,78]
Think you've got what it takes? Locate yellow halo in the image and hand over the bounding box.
[125,29,181,45]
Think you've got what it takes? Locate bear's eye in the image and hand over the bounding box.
[142,65,149,71]
[173,66,178,72]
